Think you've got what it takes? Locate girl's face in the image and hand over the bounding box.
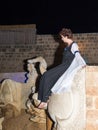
[61,35,68,43]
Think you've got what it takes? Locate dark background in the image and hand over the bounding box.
[0,0,98,34]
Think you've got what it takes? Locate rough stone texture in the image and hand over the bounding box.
[86,66,98,130]
[0,24,36,73]
[48,68,86,130]
[95,98,98,109]
[0,56,48,130]
[0,60,41,115]
[1,109,46,130]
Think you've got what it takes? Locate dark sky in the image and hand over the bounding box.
[0,0,98,34]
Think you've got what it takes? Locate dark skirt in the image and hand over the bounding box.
[38,43,75,102]
[38,60,73,102]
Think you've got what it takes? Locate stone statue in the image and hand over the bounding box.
[48,68,86,130]
[0,56,47,118]
[0,117,4,130]
[0,64,36,117]
[26,56,47,123]
[0,56,48,129]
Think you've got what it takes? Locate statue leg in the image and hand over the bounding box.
[48,91,73,130]
[26,93,46,123]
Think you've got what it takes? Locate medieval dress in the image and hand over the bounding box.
[38,42,86,102]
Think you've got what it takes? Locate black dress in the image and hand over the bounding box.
[38,42,75,102]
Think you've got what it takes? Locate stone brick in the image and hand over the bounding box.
[86,87,98,96]
[86,120,98,130]
[95,97,98,109]
[86,122,96,130]
[87,110,98,120]
[86,96,93,109]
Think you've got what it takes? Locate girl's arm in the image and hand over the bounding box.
[71,43,86,67]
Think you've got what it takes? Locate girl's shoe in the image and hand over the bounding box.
[38,102,47,109]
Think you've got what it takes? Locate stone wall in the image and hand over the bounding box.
[86,66,98,130]
[0,25,98,73]
[35,33,98,67]
[0,24,36,72]
[73,33,98,65]
[39,33,98,65]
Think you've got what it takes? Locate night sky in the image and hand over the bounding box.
[0,0,98,34]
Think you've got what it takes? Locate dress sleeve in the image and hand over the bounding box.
[71,43,86,66]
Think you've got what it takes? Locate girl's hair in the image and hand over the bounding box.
[59,28,73,38]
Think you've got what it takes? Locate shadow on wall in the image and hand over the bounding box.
[52,35,89,67]
[48,35,67,69]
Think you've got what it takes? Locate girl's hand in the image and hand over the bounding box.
[82,65,86,68]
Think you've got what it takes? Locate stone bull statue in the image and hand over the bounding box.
[0,56,48,130]
[48,68,86,130]
[26,57,48,123]
[0,56,47,118]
